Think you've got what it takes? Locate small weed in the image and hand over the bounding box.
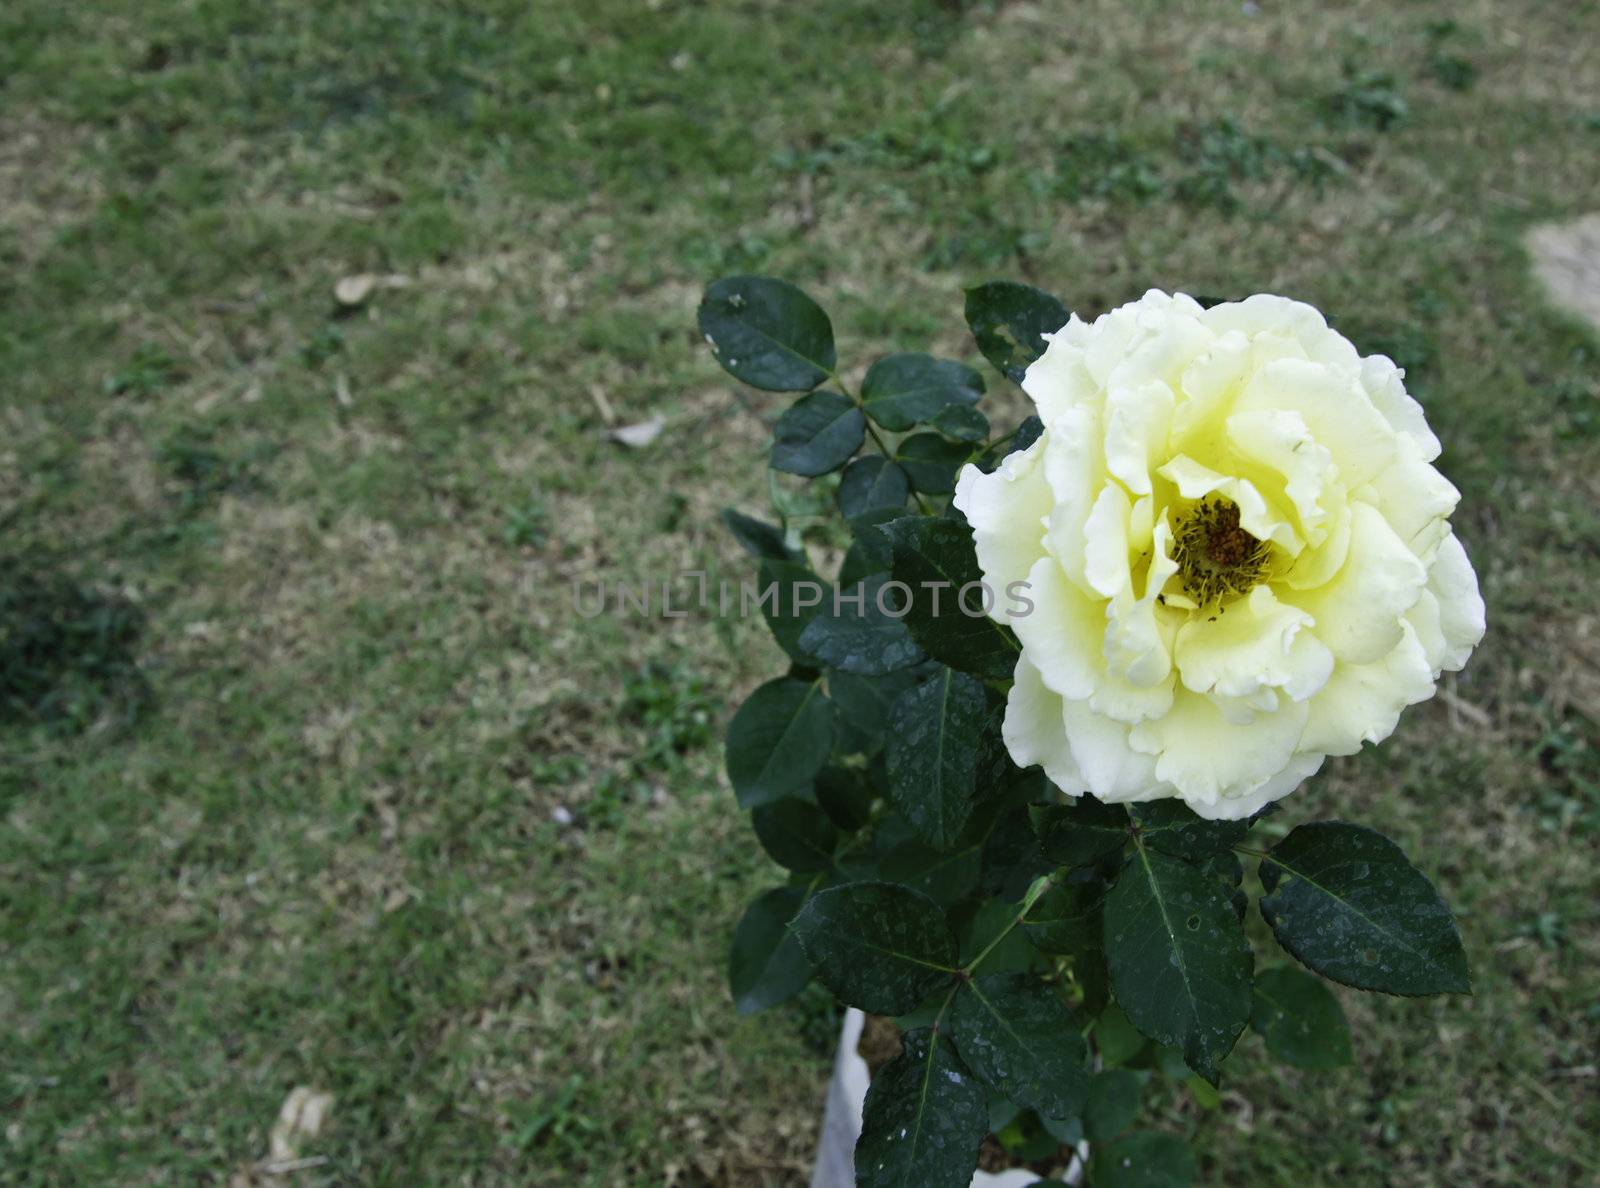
[1322,68,1409,130]
[1054,132,1166,203]
[300,324,346,369]
[515,1075,599,1156]
[105,344,182,397]
[157,427,267,512]
[502,497,550,548]
[622,661,718,770]
[1428,54,1478,92]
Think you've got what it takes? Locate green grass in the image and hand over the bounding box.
[3,0,1599,1183]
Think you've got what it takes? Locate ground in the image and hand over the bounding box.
[1,0,1598,1184]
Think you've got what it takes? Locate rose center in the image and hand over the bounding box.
[1172,498,1270,606]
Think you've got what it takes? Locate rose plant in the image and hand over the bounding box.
[702,276,1484,1187]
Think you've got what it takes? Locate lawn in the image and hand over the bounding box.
[2,0,1598,1184]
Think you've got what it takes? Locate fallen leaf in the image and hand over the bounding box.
[334,273,412,307]
[334,275,376,306]
[268,1086,334,1162]
[608,418,665,448]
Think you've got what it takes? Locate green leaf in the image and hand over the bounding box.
[790,882,958,1014]
[813,765,876,831]
[756,559,827,664]
[930,403,990,443]
[949,973,1090,1118]
[699,275,835,392]
[1251,965,1354,1069]
[1024,877,1108,1014]
[1031,797,1131,869]
[958,897,1042,977]
[1093,1131,1197,1188]
[839,519,895,588]
[771,390,865,476]
[1129,801,1251,862]
[720,508,800,562]
[1093,1003,1148,1067]
[875,836,984,907]
[752,798,839,872]
[1023,879,1103,953]
[1083,1068,1144,1143]
[882,516,1020,680]
[860,353,986,432]
[963,281,1071,384]
[977,413,1046,473]
[728,886,812,1014]
[892,432,972,494]
[1103,844,1253,1084]
[855,1028,987,1188]
[828,668,919,753]
[798,575,925,676]
[725,678,834,808]
[1257,822,1470,996]
[885,667,988,849]
[1202,850,1248,922]
[838,456,911,520]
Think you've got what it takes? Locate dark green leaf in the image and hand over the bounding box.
[839,515,895,587]
[977,413,1046,473]
[979,798,1053,902]
[725,678,834,808]
[886,667,987,848]
[856,1028,987,1188]
[1094,1003,1148,1067]
[1202,850,1248,922]
[958,897,1042,977]
[930,403,990,442]
[1010,414,1045,454]
[860,353,986,432]
[790,882,958,1014]
[1031,797,1131,869]
[798,575,925,676]
[771,390,865,476]
[1093,1131,1197,1188]
[950,973,1090,1118]
[893,432,972,494]
[757,559,827,664]
[1130,801,1251,862]
[813,765,875,831]
[1251,965,1354,1069]
[1024,877,1113,1011]
[829,668,919,753]
[882,516,1021,680]
[752,798,839,872]
[963,281,1071,383]
[1083,1068,1143,1143]
[729,886,812,1014]
[1258,822,1470,996]
[720,508,799,562]
[875,837,985,907]
[1023,878,1105,956]
[1104,845,1253,1084]
[838,456,911,520]
[699,275,835,391]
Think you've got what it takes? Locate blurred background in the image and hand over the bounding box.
[2,0,1597,1184]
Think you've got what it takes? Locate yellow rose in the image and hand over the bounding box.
[954,291,1485,820]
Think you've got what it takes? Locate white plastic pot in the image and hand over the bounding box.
[809,1008,1084,1188]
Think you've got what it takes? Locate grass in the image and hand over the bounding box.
[2,0,1598,1183]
